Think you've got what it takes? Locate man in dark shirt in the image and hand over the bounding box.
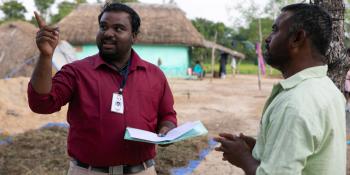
[219,52,228,78]
[28,3,177,175]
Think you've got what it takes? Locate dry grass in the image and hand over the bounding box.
[0,21,38,78]
[155,136,208,175]
[0,127,208,175]
[0,127,68,175]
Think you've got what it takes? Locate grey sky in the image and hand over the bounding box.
[0,0,270,27]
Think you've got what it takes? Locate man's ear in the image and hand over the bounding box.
[289,30,307,48]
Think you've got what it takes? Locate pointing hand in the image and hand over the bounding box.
[34,11,59,58]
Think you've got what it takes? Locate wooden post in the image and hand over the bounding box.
[257,18,262,90]
[210,31,217,81]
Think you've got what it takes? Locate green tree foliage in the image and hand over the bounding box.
[0,0,27,21]
[49,0,88,24]
[34,0,55,18]
[50,1,76,24]
[106,0,139,3]
[234,18,273,63]
[192,18,235,46]
[191,18,236,64]
[191,17,273,64]
[75,0,87,3]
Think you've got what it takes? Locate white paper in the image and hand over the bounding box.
[126,121,198,142]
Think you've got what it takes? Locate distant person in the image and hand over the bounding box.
[157,57,162,67]
[219,52,228,79]
[231,56,237,77]
[28,2,177,175]
[214,3,346,175]
[193,60,204,79]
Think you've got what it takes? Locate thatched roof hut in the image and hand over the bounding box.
[203,41,245,59]
[58,3,204,47]
[0,21,39,78]
[0,21,79,78]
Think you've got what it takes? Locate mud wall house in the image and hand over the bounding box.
[0,21,78,79]
[58,3,244,78]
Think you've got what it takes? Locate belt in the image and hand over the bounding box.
[72,159,155,174]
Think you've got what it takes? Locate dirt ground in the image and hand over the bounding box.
[0,77,67,134]
[0,75,275,136]
[0,75,348,174]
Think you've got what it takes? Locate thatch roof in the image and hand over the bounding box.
[0,21,39,78]
[203,41,245,59]
[0,21,79,78]
[58,3,245,59]
[58,3,204,46]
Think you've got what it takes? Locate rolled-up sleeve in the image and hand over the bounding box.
[255,106,315,175]
[27,64,76,114]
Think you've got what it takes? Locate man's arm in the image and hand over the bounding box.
[28,12,74,114]
[31,11,59,94]
[156,73,177,135]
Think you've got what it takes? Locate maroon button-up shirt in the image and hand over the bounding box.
[27,50,177,166]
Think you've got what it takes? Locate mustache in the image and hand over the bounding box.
[101,38,116,44]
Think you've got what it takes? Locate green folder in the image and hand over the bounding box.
[124,121,208,145]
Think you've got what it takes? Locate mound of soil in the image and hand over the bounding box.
[0,127,208,175]
[0,127,68,175]
[155,136,208,175]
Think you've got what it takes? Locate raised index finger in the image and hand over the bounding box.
[34,11,46,28]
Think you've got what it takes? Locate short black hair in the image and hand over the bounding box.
[98,2,141,35]
[282,3,332,56]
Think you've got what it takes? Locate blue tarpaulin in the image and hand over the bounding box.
[0,122,69,145]
[171,138,218,175]
[40,122,69,129]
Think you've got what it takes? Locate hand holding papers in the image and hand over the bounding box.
[124,121,208,145]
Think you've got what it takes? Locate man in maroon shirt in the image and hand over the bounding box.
[28,2,177,175]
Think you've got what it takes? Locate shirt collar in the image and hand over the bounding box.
[279,65,328,90]
[93,49,146,71]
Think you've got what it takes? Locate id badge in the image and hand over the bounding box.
[111,93,124,114]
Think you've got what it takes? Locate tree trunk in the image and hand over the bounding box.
[313,0,350,93]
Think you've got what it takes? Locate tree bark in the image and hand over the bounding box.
[313,0,350,93]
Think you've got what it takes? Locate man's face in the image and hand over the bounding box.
[96,11,136,62]
[264,11,293,70]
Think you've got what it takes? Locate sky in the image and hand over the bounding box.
[0,0,270,27]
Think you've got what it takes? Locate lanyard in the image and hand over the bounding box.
[118,58,132,95]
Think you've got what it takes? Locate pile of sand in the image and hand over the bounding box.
[0,77,67,134]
